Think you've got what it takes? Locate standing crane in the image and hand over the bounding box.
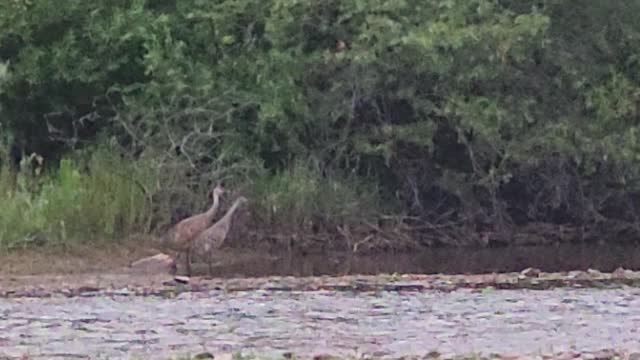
[161,183,225,276]
[193,196,248,276]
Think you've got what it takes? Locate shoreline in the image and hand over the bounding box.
[2,267,640,299]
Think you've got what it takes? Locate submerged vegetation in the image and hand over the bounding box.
[2,1,640,250]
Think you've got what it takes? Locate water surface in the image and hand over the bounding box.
[2,287,640,358]
[207,243,640,278]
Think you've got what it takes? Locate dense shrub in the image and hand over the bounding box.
[2,0,640,249]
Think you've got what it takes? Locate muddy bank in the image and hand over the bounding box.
[0,243,157,276]
[187,243,640,278]
[4,238,640,279]
[2,267,640,299]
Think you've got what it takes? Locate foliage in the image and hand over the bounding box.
[3,0,640,248]
[248,162,388,242]
[0,146,152,248]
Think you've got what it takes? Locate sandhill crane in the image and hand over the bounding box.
[193,196,248,276]
[161,183,225,276]
[170,206,191,225]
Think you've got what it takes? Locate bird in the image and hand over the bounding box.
[170,207,191,225]
[193,196,248,276]
[160,182,225,276]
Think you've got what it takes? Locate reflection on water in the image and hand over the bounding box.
[203,243,640,278]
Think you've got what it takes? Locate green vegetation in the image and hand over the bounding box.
[0,146,152,248]
[248,162,388,249]
[2,1,640,250]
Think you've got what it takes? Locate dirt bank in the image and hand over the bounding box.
[2,266,640,299]
[0,243,156,276]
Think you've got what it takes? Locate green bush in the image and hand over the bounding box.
[0,147,152,249]
[4,1,640,248]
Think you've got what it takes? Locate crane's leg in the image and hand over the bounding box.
[207,250,213,277]
[172,251,182,275]
[185,249,192,277]
[169,253,178,276]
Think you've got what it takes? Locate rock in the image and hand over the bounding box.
[213,353,233,360]
[424,351,441,359]
[555,351,581,360]
[113,288,132,296]
[437,353,456,360]
[500,354,522,360]
[629,353,640,360]
[589,349,616,360]
[520,267,541,278]
[312,355,336,360]
[174,276,190,284]
[193,352,214,359]
[129,253,176,275]
[586,268,603,277]
[567,271,590,280]
[613,267,633,278]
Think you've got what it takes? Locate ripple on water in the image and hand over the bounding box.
[1,288,640,357]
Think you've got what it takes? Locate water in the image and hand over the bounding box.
[2,287,640,358]
[4,243,640,358]
[203,243,640,278]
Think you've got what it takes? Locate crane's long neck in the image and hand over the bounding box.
[204,192,221,221]
[219,199,243,226]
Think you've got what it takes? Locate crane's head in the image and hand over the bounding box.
[212,182,225,198]
[208,181,225,200]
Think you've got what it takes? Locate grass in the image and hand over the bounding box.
[247,162,389,248]
[0,146,153,249]
[0,144,390,254]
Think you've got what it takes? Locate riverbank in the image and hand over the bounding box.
[0,243,156,276]
[2,266,640,299]
[3,254,640,359]
[4,242,640,279]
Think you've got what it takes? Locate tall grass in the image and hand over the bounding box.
[0,146,392,251]
[248,162,389,239]
[0,147,153,249]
